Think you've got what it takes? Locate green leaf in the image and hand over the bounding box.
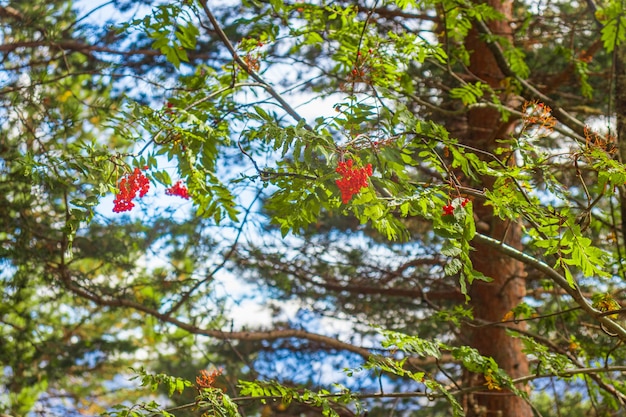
[449,82,485,105]
[599,3,626,53]
[165,46,181,68]
[441,243,462,257]
[445,258,463,276]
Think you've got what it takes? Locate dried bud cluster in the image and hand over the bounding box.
[196,368,223,389]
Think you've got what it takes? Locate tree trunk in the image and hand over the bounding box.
[616,41,626,244]
[460,1,532,416]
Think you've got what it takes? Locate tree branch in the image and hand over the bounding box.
[0,5,24,20]
[245,256,464,301]
[472,232,626,341]
[469,11,588,139]
[56,263,453,370]
[161,365,626,416]
[0,40,214,61]
[57,265,369,361]
[197,0,310,129]
[165,190,262,316]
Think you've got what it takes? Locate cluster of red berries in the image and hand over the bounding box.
[442,198,470,216]
[336,159,373,204]
[345,49,378,86]
[113,167,150,213]
[112,167,191,213]
[165,101,175,115]
[165,180,190,199]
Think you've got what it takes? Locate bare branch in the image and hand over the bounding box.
[0,5,24,20]
[57,265,372,360]
[0,40,214,61]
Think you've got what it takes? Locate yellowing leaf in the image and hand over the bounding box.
[484,370,502,391]
[501,311,515,322]
[59,90,72,102]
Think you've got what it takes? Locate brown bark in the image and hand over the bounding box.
[459,1,532,416]
[616,43,626,244]
[617,47,626,151]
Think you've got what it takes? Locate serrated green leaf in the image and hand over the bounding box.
[445,258,463,276]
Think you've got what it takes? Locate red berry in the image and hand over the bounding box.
[112,167,150,213]
[335,160,373,204]
[166,180,190,200]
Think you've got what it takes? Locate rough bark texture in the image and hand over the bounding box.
[616,43,626,242]
[617,45,626,156]
[461,1,532,416]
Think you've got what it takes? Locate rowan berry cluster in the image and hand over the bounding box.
[442,203,455,216]
[336,159,373,204]
[347,49,375,83]
[165,180,190,199]
[112,167,150,213]
[442,198,469,216]
[164,101,175,116]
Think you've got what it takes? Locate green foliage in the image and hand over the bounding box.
[450,82,488,106]
[129,3,200,68]
[597,0,626,53]
[239,380,362,417]
[532,391,590,417]
[131,367,193,397]
[3,0,626,416]
[503,46,531,79]
[104,401,175,417]
[519,337,575,376]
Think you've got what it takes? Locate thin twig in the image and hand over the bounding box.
[166,189,263,316]
[197,0,310,129]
